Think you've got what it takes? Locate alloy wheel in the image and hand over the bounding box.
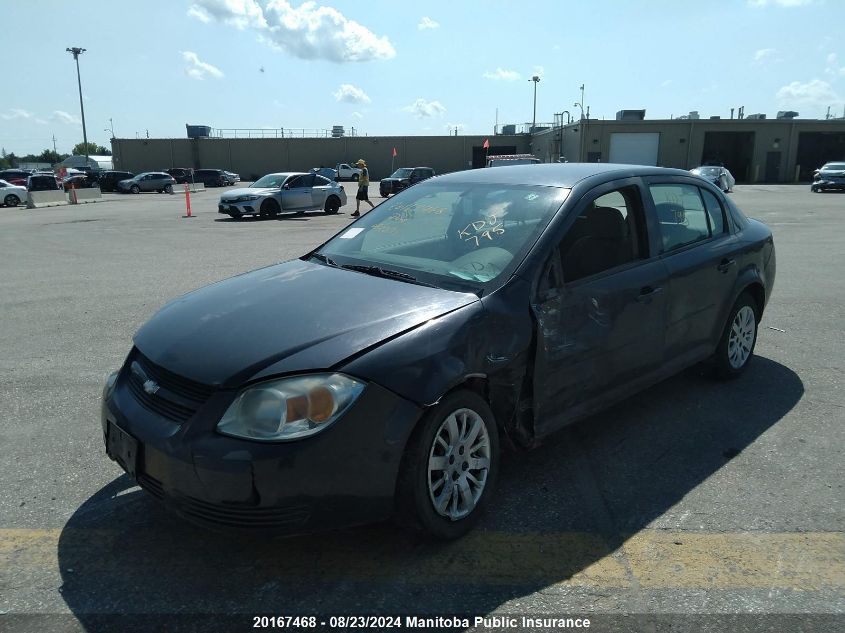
[427,408,490,521]
[728,305,756,369]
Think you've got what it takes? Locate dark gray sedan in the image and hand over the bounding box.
[117,172,176,194]
[102,164,775,539]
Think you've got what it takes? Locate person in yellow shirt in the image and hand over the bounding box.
[352,158,374,217]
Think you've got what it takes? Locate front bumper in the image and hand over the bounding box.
[101,358,423,534]
[218,198,262,215]
[812,179,845,191]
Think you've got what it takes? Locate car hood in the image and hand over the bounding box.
[133,259,479,387]
[221,187,275,198]
[819,170,845,178]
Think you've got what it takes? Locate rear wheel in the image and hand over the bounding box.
[324,196,340,214]
[713,292,759,379]
[4,194,20,207]
[395,390,499,540]
[260,198,280,218]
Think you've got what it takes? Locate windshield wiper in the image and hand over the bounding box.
[308,252,339,267]
[340,264,438,288]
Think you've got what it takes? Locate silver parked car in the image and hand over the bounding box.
[217,172,347,219]
[117,172,177,194]
[690,165,735,193]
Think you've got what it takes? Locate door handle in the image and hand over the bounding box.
[717,258,737,273]
[636,286,664,302]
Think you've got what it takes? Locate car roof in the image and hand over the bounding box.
[433,163,694,187]
[262,172,306,178]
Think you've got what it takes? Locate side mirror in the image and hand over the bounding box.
[283,184,290,190]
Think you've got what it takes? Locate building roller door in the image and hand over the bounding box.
[609,133,660,166]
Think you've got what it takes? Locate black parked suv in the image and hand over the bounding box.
[27,174,62,191]
[94,171,134,192]
[379,166,435,197]
[165,168,193,184]
[193,169,227,187]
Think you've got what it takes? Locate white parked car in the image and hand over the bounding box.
[217,172,347,220]
[335,163,362,181]
[690,165,735,193]
[0,179,28,207]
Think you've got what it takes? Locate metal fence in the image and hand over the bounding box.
[211,128,362,139]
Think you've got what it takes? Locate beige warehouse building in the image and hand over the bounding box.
[112,117,845,183]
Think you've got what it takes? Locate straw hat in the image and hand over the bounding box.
[355,159,366,166]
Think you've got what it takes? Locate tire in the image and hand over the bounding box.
[395,389,499,540]
[352,173,360,182]
[260,198,280,217]
[713,292,759,379]
[4,194,20,207]
[164,184,173,194]
[324,196,340,214]
[130,185,140,194]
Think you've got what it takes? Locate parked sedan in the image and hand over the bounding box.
[102,164,775,539]
[810,161,845,192]
[117,172,176,194]
[223,171,240,185]
[193,169,228,187]
[98,170,135,192]
[0,179,28,206]
[63,173,99,191]
[690,165,735,192]
[0,169,33,187]
[217,172,346,219]
[27,174,62,191]
[379,166,435,197]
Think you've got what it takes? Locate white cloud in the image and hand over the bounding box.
[181,51,224,80]
[187,4,212,22]
[753,48,777,64]
[188,0,265,29]
[824,53,845,78]
[749,0,812,6]
[404,98,446,119]
[0,108,35,120]
[776,78,841,107]
[190,0,395,63]
[333,83,371,104]
[483,67,521,81]
[417,16,439,30]
[351,111,364,120]
[52,110,81,124]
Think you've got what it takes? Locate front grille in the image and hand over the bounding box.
[125,349,214,423]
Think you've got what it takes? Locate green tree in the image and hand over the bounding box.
[72,142,111,156]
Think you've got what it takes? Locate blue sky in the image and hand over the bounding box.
[2,0,842,155]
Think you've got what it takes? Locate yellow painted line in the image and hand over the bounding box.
[1,528,843,590]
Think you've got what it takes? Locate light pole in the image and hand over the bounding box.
[105,118,114,138]
[66,47,89,163]
[529,75,541,132]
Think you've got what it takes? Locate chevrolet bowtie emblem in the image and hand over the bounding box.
[143,379,160,395]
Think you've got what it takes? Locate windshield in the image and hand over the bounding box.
[698,167,721,175]
[251,174,286,188]
[822,163,845,170]
[318,181,568,291]
[390,168,413,178]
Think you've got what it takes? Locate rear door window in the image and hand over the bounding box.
[648,184,711,252]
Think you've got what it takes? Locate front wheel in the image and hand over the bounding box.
[395,390,499,540]
[260,198,280,217]
[352,173,359,182]
[130,185,140,194]
[4,194,20,207]
[164,184,173,194]
[323,196,340,214]
[713,293,759,379]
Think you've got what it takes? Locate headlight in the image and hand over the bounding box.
[216,373,365,441]
[237,194,259,201]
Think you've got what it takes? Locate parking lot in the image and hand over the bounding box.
[0,182,843,631]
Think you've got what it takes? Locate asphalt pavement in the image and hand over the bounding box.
[0,182,842,632]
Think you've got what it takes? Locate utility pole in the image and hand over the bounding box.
[529,76,541,132]
[52,135,57,154]
[65,47,89,162]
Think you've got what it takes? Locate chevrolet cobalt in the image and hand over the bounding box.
[102,164,775,539]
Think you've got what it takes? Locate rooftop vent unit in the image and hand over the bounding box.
[501,124,516,135]
[331,125,344,138]
[615,109,646,121]
[709,116,721,120]
[186,124,211,138]
[776,111,799,119]
[746,113,767,120]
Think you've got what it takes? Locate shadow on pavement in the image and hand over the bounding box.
[57,356,802,627]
